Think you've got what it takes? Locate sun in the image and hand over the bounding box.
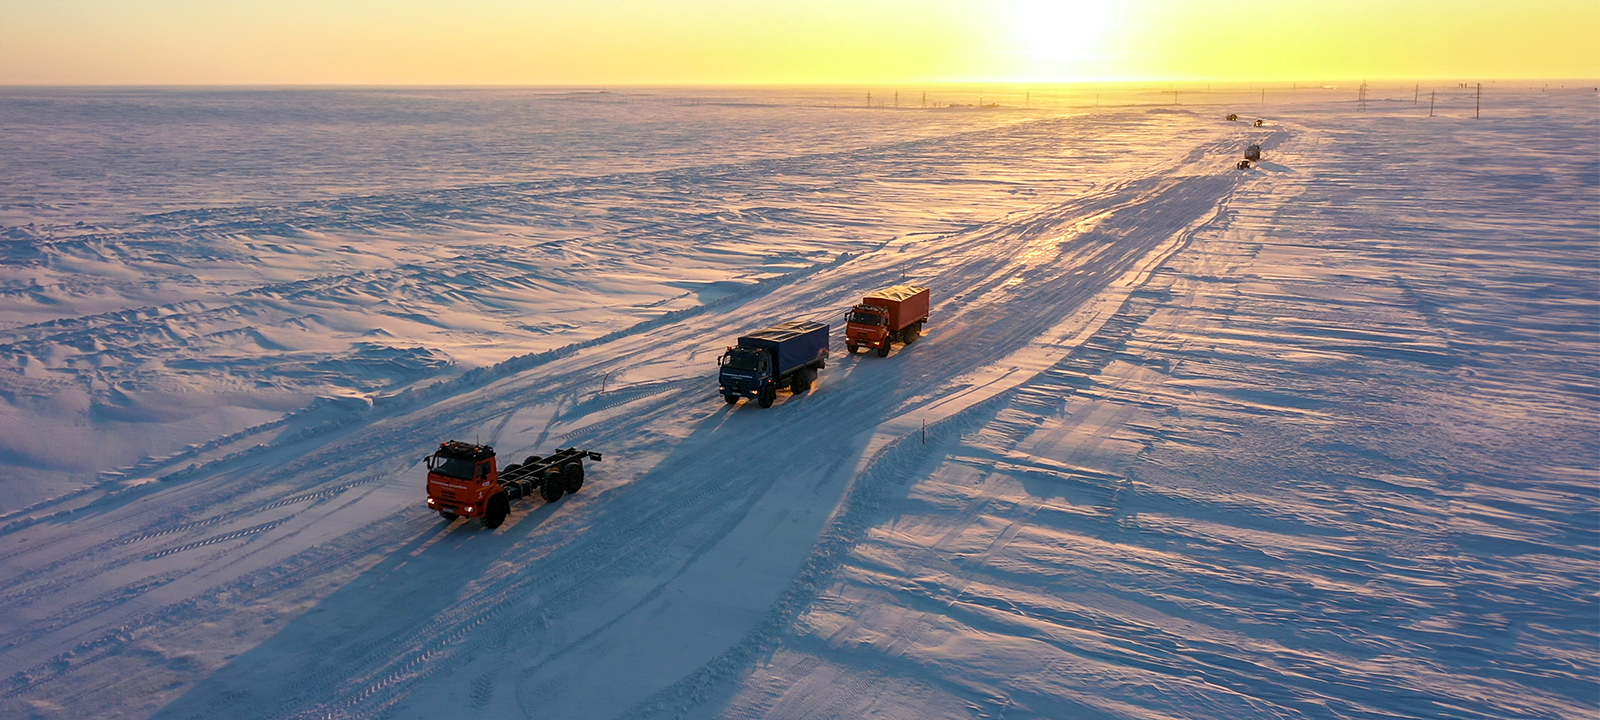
[1004,0,1117,80]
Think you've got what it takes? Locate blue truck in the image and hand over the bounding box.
[718,320,829,408]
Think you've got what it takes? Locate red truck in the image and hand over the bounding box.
[845,285,930,357]
[425,442,601,528]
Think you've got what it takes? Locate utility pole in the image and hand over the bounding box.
[866,91,871,107]
[1025,91,1030,107]
[1358,80,1367,111]
[1429,90,1435,117]
[1414,84,1419,105]
[894,91,899,108]
[921,91,926,108]
[1476,83,1481,119]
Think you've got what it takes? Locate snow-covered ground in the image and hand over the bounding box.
[0,84,1595,720]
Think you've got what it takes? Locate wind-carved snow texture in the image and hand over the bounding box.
[0,87,1135,509]
[0,86,1595,720]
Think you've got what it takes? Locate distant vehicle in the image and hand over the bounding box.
[846,285,930,357]
[718,321,829,407]
[1244,144,1262,161]
[1237,160,1253,170]
[425,442,601,528]
[1254,118,1265,127]
[1226,113,1239,121]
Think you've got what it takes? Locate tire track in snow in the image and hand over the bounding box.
[622,177,1238,720]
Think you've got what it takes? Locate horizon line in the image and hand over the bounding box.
[2,77,1598,90]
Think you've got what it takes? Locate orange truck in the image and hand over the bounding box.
[424,442,601,528]
[845,285,930,357]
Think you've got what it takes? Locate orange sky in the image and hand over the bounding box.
[1,0,1595,85]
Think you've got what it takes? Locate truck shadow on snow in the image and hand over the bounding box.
[147,505,560,720]
[142,347,905,720]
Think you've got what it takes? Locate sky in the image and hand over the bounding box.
[1,0,1596,85]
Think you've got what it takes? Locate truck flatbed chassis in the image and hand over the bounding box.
[497,447,603,502]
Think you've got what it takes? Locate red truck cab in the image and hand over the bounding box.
[425,441,499,521]
[845,285,930,357]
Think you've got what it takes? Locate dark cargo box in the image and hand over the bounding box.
[738,321,829,377]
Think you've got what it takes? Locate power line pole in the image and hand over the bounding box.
[921,92,926,108]
[1476,83,1481,119]
[894,91,899,108]
[1429,90,1435,117]
[866,91,871,108]
[1414,83,1419,105]
[1358,80,1368,111]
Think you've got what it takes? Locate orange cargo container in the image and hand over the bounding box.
[845,284,929,357]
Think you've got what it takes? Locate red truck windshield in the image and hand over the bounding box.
[848,311,884,325]
[429,455,479,480]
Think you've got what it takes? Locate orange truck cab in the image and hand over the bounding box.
[425,441,500,523]
[845,284,930,357]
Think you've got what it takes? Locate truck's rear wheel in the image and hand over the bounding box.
[876,342,891,357]
[481,494,509,529]
[790,369,811,394]
[903,324,920,343]
[563,462,584,493]
[541,469,565,502]
[524,455,541,466]
[503,463,521,476]
[757,386,775,408]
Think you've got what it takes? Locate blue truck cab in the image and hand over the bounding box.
[718,321,829,408]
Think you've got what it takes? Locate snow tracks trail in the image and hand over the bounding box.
[689,100,1600,719]
[0,110,1266,719]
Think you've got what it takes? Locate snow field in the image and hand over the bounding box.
[0,86,1594,720]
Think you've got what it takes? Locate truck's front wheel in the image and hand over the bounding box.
[481,494,509,529]
[439,511,458,522]
[724,393,738,404]
[846,343,859,354]
[876,342,891,357]
[757,385,776,408]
